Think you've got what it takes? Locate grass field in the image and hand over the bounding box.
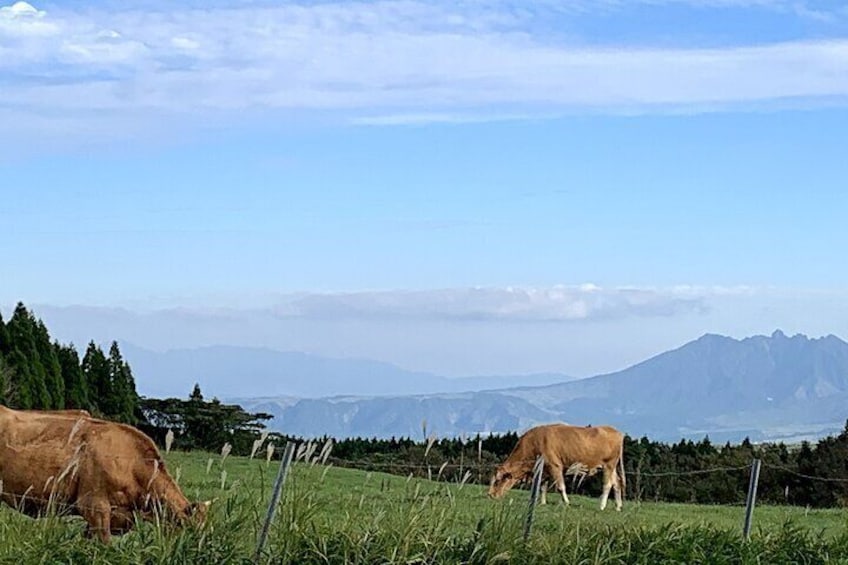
[1,450,847,564]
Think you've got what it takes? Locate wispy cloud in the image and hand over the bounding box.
[267,284,733,322]
[2,0,847,141]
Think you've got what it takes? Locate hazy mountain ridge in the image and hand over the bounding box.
[234,330,848,443]
[120,343,575,399]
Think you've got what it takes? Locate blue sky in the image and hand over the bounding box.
[2,0,848,386]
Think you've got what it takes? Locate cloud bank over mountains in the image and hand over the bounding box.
[15,283,847,382]
[267,284,718,322]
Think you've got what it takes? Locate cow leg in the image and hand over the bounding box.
[539,481,547,505]
[550,464,569,505]
[599,464,616,511]
[82,498,112,543]
[613,476,623,511]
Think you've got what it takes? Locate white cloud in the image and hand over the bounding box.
[60,30,149,64]
[0,0,57,36]
[1,1,39,17]
[170,36,199,50]
[266,285,718,322]
[1,0,848,141]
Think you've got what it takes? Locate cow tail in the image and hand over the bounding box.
[618,439,626,496]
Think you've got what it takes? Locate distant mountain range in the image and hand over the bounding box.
[120,343,574,399]
[227,331,848,443]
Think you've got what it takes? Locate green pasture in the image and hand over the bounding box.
[1,451,846,564]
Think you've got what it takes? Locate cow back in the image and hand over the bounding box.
[507,423,623,469]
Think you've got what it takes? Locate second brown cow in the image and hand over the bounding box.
[488,423,625,510]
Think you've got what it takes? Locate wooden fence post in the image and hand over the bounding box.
[255,441,296,563]
[523,456,545,542]
[743,458,761,541]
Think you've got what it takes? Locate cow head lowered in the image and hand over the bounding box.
[136,457,212,526]
[488,462,531,498]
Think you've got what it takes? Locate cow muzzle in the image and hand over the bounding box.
[185,500,212,524]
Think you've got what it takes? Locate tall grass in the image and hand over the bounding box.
[1,452,846,564]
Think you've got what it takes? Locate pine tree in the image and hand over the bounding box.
[34,320,64,409]
[0,312,9,405]
[82,341,111,417]
[56,342,90,410]
[0,311,10,356]
[184,382,206,445]
[107,341,138,423]
[5,303,50,409]
[122,355,139,421]
[0,354,12,406]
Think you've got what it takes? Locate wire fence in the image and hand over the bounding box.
[4,442,848,550]
[4,447,848,484]
[761,463,848,484]
[621,465,752,478]
[5,452,847,497]
[323,456,848,486]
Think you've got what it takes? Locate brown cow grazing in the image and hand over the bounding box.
[488,423,626,511]
[0,405,209,542]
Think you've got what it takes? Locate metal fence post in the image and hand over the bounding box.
[743,458,761,540]
[523,456,545,542]
[255,441,296,563]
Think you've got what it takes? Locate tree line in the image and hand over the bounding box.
[0,303,270,442]
[2,303,847,507]
[0,303,137,422]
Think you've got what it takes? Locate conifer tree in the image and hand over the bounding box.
[5,303,50,409]
[0,311,9,356]
[108,341,138,423]
[34,320,64,408]
[0,355,11,405]
[0,313,9,405]
[82,341,111,416]
[56,342,90,410]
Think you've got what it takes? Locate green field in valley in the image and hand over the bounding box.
[1,450,847,564]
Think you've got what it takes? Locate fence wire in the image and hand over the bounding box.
[4,447,848,521]
[761,463,848,484]
[636,465,751,478]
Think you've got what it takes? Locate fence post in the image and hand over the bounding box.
[523,456,545,542]
[255,441,296,563]
[743,458,761,541]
